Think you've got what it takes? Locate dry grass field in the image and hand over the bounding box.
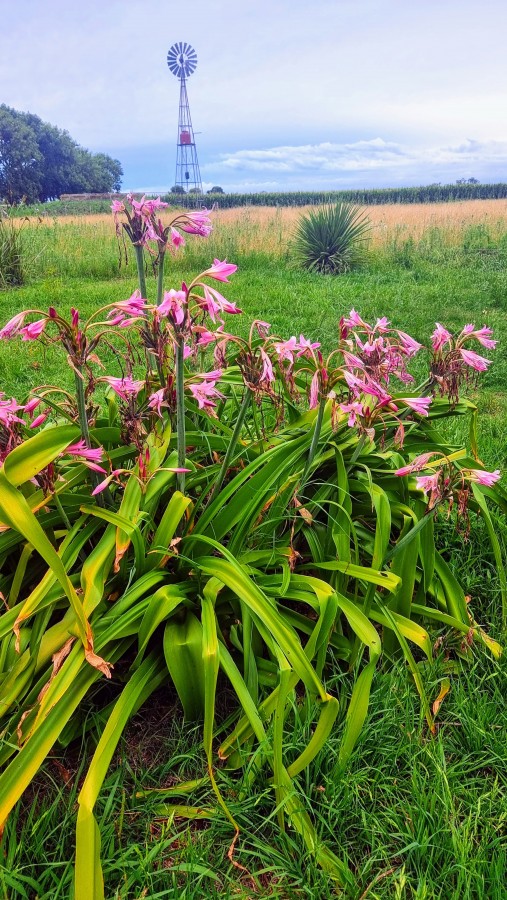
[25,197,507,257]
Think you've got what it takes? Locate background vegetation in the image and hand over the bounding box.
[0,105,123,203]
[0,202,505,898]
[5,182,507,218]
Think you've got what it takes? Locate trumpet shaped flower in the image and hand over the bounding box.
[103,377,145,401]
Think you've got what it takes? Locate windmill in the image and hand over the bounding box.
[167,42,202,194]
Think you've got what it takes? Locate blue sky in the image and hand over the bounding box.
[2,0,507,192]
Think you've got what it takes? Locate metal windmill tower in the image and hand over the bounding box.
[167,42,202,194]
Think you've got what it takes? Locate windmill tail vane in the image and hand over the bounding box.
[167,42,202,194]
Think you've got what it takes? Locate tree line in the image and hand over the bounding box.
[0,105,123,203]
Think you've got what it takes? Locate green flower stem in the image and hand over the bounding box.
[300,397,326,488]
[211,389,251,500]
[133,244,148,299]
[156,249,166,307]
[53,489,73,532]
[176,336,186,494]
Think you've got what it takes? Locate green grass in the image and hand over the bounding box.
[0,214,506,897]
[2,643,505,898]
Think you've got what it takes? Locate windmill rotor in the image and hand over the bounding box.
[167,42,197,79]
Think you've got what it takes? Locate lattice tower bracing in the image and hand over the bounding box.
[175,76,202,193]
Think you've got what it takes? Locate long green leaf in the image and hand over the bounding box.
[75,654,164,900]
[2,424,80,486]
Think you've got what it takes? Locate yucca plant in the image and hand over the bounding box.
[0,205,24,287]
[0,196,504,897]
[292,202,371,274]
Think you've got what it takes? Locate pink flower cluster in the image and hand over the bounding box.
[112,194,212,253]
[430,322,497,400]
[395,451,501,510]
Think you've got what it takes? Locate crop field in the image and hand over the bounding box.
[0,201,506,898]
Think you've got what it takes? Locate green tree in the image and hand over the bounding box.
[0,105,123,202]
[0,106,42,203]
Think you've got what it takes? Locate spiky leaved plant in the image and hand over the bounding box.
[0,205,24,288]
[293,202,371,274]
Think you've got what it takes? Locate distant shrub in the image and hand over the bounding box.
[207,185,224,194]
[293,202,371,274]
[170,185,186,194]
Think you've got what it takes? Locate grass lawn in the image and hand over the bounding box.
[0,204,506,898]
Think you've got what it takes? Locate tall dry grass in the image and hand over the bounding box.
[12,198,507,282]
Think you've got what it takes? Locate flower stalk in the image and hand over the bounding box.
[300,396,326,487]
[210,388,251,500]
[133,244,148,300]
[175,336,186,493]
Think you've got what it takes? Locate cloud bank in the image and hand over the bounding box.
[200,138,507,191]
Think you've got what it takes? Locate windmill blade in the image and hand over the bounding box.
[167,42,198,78]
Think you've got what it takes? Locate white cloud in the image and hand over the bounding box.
[201,138,507,188]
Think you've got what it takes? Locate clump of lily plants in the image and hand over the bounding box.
[0,195,504,896]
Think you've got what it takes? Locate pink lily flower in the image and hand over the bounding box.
[20,319,47,341]
[431,323,452,352]
[397,331,423,357]
[201,285,242,319]
[342,350,366,370]
[66,440,103,462]
[158,289,187,325]
[399,396,432,417]
[344,370,390,403]
[180,210,213,237]
[460,349,492,371]
[201,259,237,283]
[103,377,145,400]
[259,349,275,383]
[92,469,123,496]
[309,371,320,409]
[373,317,390,333]
[0,395,24,425]
[30,411,50,429]
[194,328,218,348]
[339,400,364,427]
[170,227,185,248]
[416,472,441,495]
[0,312,26,340]
[188,380,224,413]
[395,452,439,476]
[343,309,369,329]
[296,335,321,357]
[148,388,168,417]
[461,324,497,349]
[254,320,271,337]
[143,197,168,215]
[467,468,501,486]
[111,200,125,215]
[274,336,298,366]
[109,290,147,319]
[193,369,222,384]
[65,441,106,473]
[24,397,41,415]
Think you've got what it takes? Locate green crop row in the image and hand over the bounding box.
[172,182,507,208]
[6,181,507,217]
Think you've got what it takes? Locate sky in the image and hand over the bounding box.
[1,0,507,193]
